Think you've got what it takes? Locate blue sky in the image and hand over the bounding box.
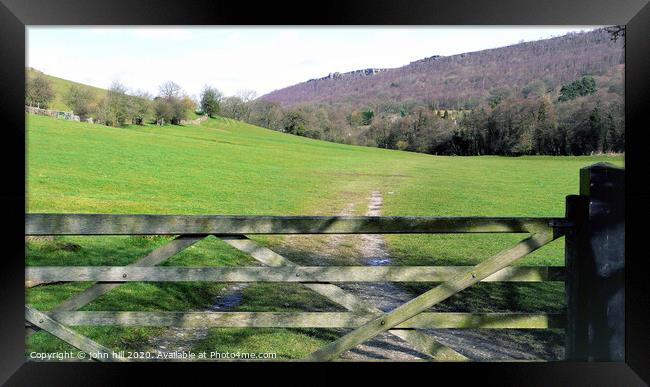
[27,26,602,98]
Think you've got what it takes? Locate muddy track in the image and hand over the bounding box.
[337,191,430,360]
[326,191,563,361]
[146,191,563,360]
[145,283,249,355]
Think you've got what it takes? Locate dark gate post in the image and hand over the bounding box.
[565,162,625,361]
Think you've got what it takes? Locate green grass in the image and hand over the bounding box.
[26,112,623,359]
[192,328,336,360]
[25,235,258,355]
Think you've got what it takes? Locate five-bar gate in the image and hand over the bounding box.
[24,163,624,361]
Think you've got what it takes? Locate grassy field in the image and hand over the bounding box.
[26,113,624,359]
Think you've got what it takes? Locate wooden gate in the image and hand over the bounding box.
[24,163,624,361]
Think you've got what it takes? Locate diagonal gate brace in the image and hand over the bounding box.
[26,235,206,337]
[219,235,468,361]
[306,230,556,361]
[26,305,127,362]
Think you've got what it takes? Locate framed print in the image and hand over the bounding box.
[1,0,649,385]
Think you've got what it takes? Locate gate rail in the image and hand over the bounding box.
[24,162,624,362]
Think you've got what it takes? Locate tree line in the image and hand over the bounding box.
[25,73,256,128]
[26,71,623,156]
[221,75,624,156]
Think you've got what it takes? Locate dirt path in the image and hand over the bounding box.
[325,191,563,361]
[146,191,563,360]
[145,283,248,355]
[337,191,430,360]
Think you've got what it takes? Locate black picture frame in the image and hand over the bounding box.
[1,0,649,385]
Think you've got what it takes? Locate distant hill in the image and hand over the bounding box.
[260,29,624,110]
[25,28,624,157]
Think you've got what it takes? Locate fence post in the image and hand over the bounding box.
[565,162,625,361]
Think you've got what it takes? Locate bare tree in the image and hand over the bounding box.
[155,81,192,125]
[605,25,625,44]
[159,81,183,99]
[249,100,283,130]
[235,89,258,103]
[221,96,252,121]
[97,80,129,127]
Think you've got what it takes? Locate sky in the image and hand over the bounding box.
[27,26,602,99]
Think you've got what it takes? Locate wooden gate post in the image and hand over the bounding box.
[565,162,625,361]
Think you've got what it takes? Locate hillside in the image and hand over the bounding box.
[26,111,622,259]
[26,67,202,121]
[26,67,107,112]
[260,29,624,110]
[247,28,624,157]
[27,29,625,157]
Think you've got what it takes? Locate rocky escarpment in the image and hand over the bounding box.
[308,68,387,82]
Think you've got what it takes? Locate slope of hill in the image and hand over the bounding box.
[26,67,108,112]
[260,29,624,110]
[26,112,622,244]
[26,67,202,120]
